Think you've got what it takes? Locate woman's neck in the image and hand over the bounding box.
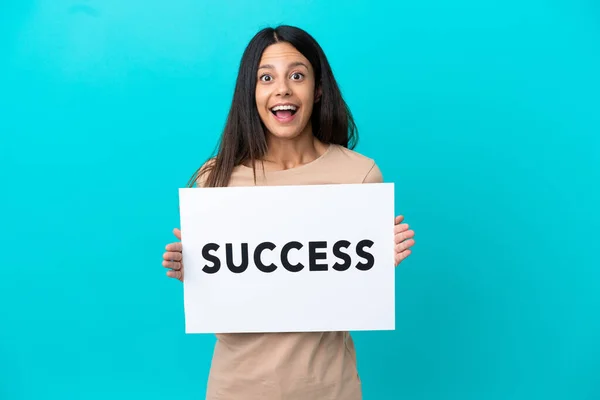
[261,129,328,171]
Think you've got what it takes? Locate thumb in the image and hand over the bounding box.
[173,227,181,241]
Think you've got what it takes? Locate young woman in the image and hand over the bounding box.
[162,25,415,400]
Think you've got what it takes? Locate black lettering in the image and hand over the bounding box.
[225,243,249,273]
[202,243,221,274]
[254,242,277,273]
[281,241,304,272]
[332,240,352,271]
[355,239,375,271]
[309,241,328,271]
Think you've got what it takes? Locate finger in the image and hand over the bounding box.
[165,242,182,252]
[395,215,404,225]
[163,251,182,262]
[173,228,181,240]
[162,260,182,271]
[395,229,415,243]
[167,269,183,281]
[396,239,415,252]
[394,223,409,234]
[395,249,411,266]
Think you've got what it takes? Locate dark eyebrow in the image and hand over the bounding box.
[258,61,309,70]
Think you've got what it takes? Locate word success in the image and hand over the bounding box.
[199,240,376,274]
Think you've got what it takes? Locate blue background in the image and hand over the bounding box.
[1,0,599,399]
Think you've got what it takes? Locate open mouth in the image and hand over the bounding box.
[270,104,298,120]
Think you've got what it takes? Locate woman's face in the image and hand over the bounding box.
[255,42,319,141]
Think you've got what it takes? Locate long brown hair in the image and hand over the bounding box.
[186,25,358,188]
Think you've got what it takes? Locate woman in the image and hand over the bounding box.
[162,25,415,400]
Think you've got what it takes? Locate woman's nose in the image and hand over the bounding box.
[275,80,292,96]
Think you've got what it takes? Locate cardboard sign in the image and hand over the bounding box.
[179,183,395,334]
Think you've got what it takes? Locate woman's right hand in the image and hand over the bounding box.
[163,228,183,282]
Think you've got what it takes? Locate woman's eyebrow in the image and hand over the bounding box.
[258,61,309,70]
[288,61,309,69]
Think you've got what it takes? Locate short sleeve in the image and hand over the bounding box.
[363,162,383,183]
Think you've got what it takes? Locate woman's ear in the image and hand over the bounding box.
[315,85,322,103]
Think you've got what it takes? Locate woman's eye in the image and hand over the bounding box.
[260,75,272,82]
[291,73,304,80]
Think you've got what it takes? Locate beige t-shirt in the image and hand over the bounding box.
[201,144,383,400]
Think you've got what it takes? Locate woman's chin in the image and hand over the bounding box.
[265,126,307,141]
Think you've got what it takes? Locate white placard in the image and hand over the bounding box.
[179,183,395,334]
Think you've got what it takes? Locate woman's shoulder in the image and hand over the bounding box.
[328,144,376,165]
[194,158,216,188]
[327,144,383,183]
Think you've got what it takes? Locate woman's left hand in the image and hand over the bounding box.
[394,215,415,266]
